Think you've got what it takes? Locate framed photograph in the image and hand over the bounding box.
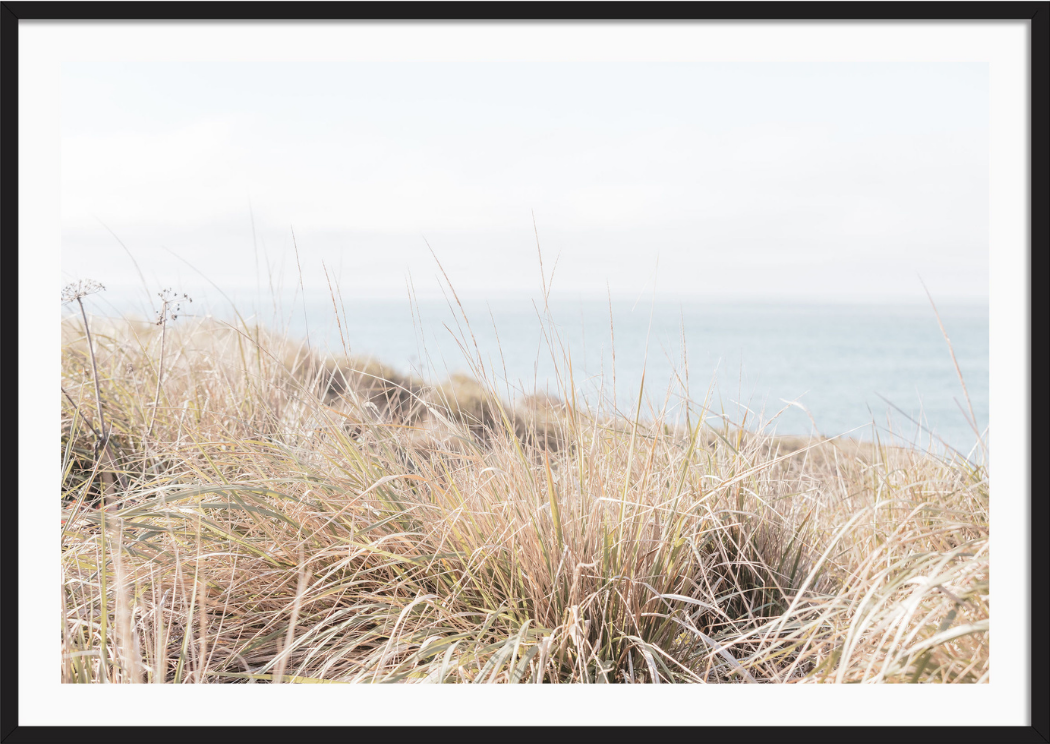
[4,1,1044,738]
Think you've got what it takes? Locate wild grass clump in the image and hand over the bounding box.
[60,287,989,684]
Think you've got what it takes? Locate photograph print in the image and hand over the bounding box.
[56,23,997,690]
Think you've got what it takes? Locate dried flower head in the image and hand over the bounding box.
[155,288,193,325]
[61,279,106,304]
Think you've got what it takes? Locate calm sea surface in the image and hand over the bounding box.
[91,292,989,455]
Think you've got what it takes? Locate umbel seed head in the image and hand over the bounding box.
[61,279,105,303]
[155,288,193,325]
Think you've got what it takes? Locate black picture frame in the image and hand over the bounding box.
[2,3,1044,741]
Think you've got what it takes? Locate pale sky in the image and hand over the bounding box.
[61,61,989,303]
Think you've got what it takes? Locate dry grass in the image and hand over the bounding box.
[60,299,989,684]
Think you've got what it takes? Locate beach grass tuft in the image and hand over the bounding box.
[59,288,989,684]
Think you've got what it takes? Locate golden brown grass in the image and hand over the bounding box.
[60,301,989,684]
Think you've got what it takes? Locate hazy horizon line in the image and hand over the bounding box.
[70,280,989,307]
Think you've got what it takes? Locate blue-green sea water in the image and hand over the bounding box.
[88,291,989,455]
[284,297,987,455]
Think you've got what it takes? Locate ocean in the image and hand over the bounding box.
[88,290,990,455]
